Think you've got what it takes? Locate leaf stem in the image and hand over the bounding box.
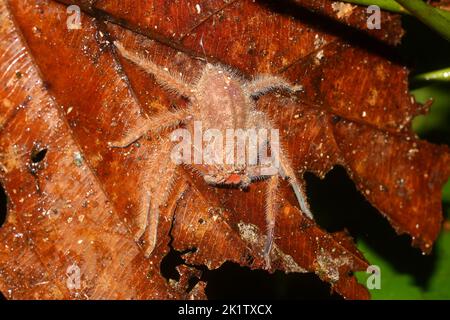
[413,67,450,82]
[339,0,450,22]
[338,0,407,14]
[394,0,450,41]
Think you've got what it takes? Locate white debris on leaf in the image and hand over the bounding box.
[314,34,327,50]
[237,221,307,273]
[315,49,324,64]
[73,151,83,167]
[316,249,353,283]
[195,4,201,14]
[331,2,355,19]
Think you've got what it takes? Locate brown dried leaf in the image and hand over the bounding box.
[0,0,449,300]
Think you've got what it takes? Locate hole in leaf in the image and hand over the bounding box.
[186,276,200,293]
[160,245,197,282]
[30,146,48,163]
[203,261,341,299]
[160,246,184,282]
[304,165,379,233]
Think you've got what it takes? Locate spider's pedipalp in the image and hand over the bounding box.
[114,41,194,99]
[137,141,179,257]
[245,74,303,97]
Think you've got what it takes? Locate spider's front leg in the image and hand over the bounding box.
[108,109,191,148]
[247,111,312,219]
[110,41,195,148]
[246,113,312,268]
[262,164,312,270]
[114,41,194,99]
[278,154,313,219]
[135,139,180,257]
[244,74,303,97]
[264,174,280,269]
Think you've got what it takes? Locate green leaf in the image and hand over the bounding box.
[412,84,450,145]
[356,230,450,299]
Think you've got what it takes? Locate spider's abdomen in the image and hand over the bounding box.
[193,64,252,131]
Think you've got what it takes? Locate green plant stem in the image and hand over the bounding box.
[414,67,450,82]
[340,0,450,21]
[339,0,407,14]
[394,0,450,41]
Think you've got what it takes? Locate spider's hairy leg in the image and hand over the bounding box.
[244,74,303,97]
[108,109,192,148]
[264,174,279,269]
[137,141,179,257]
[247,111,312,219]
[135,190,151,241]
[279,154,313,219]
[114,41,194,98]
[142,170,179,257]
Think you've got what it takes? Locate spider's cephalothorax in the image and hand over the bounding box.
[110,41,313,268]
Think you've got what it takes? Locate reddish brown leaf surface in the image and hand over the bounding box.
[0,0,449,300]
